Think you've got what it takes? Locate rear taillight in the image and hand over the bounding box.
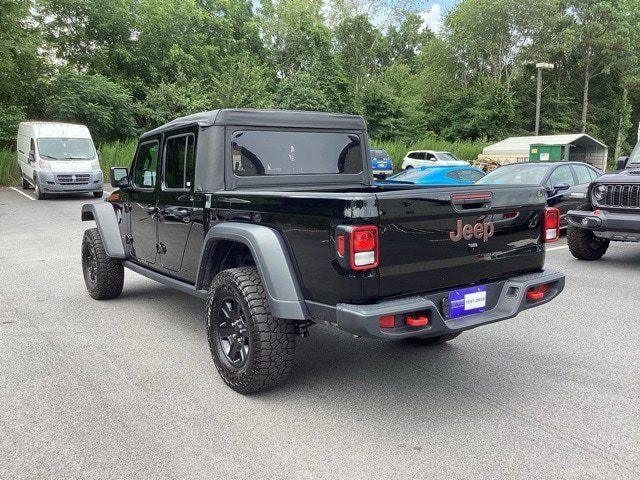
[335,225,379,271]
[543,208,560,243]
[526,283,550,301]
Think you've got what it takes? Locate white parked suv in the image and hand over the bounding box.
[17,122,103,200]
[400,150,469,170]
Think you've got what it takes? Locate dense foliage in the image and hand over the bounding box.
[2,0,640,158]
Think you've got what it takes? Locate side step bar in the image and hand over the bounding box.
[123,261,208,300]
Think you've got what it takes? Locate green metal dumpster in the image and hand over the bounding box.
[529,144,569,162]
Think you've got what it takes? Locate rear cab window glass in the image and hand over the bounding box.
[232,130,363,176]
[164,134,195,190]
[133,141,159,188]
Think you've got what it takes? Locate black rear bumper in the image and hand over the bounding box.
[326,269,564,339]
[567,209,640,241]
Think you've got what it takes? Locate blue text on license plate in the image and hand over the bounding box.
[448,285,487,318]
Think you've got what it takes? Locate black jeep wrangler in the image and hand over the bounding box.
[567,147,640,260]
[81,109,565,393]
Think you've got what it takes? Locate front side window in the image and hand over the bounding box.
[573,165,592,185]
[133,141,159,188]
[37,138,95,160]
[232,130,363,176]
[547,165,575,188]
[164,134,195,189]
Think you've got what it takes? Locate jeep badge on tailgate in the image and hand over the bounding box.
[449,219,495,243]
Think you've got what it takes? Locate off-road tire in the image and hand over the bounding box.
[407,332,461,345]
[207,267,296,394]
[21,176,30,189]
[81,228,124,300]
[93,191,103,198]
[567,224,610,260]
[33,177,46,200]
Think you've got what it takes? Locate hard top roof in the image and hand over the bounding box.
[141,108,367,139]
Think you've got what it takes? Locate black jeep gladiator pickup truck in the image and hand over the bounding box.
[81,109,565,393]
[567,146,640,260]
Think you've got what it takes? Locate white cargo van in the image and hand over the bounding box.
[17,122,104,200]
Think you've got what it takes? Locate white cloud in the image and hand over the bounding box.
[419,3,443,34]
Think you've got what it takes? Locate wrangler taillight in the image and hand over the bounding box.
[335,225,379,271]
[543,208,560,243]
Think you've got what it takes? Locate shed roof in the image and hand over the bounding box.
[141,109,367,138]
[482,134,607,155]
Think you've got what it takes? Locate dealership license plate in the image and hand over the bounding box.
[448,285,487,318]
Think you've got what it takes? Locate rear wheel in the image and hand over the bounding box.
[93,191,103,198]
[21,176,30,189]
[567,224,609,260]
[407,332,461,345]
[207,266,296,394]
[81,228,124,299]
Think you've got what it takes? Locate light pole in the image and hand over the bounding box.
[535,62,554,136]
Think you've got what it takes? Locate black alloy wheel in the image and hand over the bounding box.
[216,296,250,367]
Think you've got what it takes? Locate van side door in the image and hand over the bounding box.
[156,130,196,277]
[128,138,161,265]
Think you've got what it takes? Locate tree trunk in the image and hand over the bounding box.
[614,87,629,161]
[581,62,590,133]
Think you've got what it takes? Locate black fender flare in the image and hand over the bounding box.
[81,203,126,259]
[196,223,308,320]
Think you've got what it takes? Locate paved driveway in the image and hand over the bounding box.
[0,187,638,479]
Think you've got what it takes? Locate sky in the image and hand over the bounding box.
[419,0,460,33]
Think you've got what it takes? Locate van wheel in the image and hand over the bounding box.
[81,228,124,300]
[567,224,610,260]
[207,266,296,394]
[93,191,103,198]
[405,165,413,170]
[34,178,46,200]
[408,332,461,345]
[21,177,31,189]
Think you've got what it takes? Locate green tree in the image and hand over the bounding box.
[45,71,137,141]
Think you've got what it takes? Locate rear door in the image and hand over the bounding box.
[157,130,196,275]
[128,138,161,265]
[376,186,546,299]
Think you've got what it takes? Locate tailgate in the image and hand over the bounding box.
[376,185,547,299]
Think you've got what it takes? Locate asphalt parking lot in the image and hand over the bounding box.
[0,186,638,480]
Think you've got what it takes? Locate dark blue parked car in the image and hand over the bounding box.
[370,149,394,178]
[380,165,486,185]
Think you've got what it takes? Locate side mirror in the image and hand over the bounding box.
[28,151,35,163]
[553,182,571,193]
[616,156,629,171]
[97,150,102,161]
[110,167,130,189]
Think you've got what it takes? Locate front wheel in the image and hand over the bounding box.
[81,228,124,299]
[93,191,103,198]
[207,267,296,394]
[567,225,610,260]
[33,178,46,200]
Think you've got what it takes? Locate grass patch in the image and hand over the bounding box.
[97,139,137,178]
[372,135,488,170]
[0,148,20,187]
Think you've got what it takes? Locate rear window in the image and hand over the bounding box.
[371,149,389,159]
[232,130,363,176]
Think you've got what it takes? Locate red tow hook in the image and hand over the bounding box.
[405,315,429,327]
[526,284,550,301]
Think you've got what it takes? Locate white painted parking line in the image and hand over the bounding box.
[546,245,569,251]
[104,191,113,195]
[9,187,35,201]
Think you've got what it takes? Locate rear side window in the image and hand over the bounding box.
[232,130,363,176]
[408,152,424,160]
[133,141,159,189]
[163,134,195,190]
